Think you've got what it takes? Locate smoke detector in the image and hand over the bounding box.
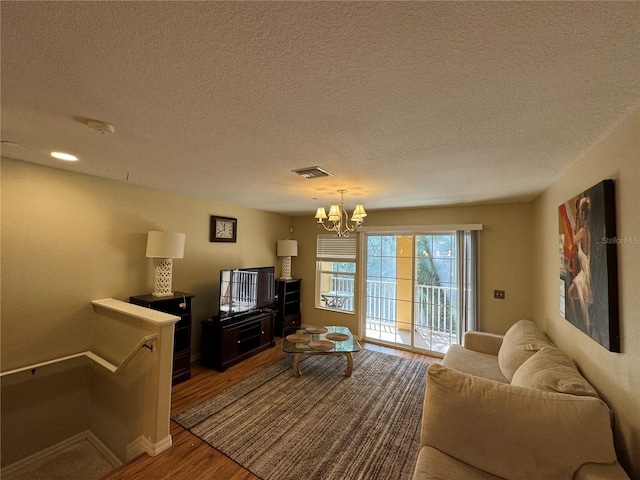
[87,120,115,135]
[292,166,333,179]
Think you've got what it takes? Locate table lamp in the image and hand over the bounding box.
[146,231,186,297]
[277,240,298,280]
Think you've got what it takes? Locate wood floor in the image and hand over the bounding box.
[100,340,439,480]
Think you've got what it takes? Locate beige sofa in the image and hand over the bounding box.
[413,319,629,480]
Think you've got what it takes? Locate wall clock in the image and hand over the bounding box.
[210,215,237,243]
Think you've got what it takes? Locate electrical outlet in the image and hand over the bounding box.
[494,290,505,300]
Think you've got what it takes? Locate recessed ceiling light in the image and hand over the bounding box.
[51,151,78,161]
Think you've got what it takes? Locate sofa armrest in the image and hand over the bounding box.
[462,331,503,356]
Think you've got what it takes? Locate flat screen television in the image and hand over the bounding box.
[219,266,276,318]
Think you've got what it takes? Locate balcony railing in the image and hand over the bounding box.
[321,276,459,352]
[321,275,356,311]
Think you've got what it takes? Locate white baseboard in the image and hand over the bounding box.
[126,434,172,461]
[1,430,121,479]
[84,431,123,466]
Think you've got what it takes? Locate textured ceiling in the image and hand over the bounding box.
[2,1,639,215]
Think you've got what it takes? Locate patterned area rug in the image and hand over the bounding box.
[173,349,428,480]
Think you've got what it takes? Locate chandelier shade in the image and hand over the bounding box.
[351,204,367,222]
[315,207,327,221]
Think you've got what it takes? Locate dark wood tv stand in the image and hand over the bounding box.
[200,309,275,372]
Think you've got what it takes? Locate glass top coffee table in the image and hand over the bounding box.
[281,326,361,377]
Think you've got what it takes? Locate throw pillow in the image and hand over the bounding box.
[511,346,600,398]
[497,319,553,381]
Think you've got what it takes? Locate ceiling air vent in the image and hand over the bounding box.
[292,166,333,179]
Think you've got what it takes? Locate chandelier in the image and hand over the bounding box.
[314,190,367,237]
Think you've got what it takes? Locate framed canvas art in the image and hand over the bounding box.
[558,179,619,352]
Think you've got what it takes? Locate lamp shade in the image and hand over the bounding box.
[315,207,327,220]
[328,204,341,221]
[352,204,367,221]
[146,231,185,259]
[277,240,298,257]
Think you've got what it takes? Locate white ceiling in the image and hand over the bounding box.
[2,1,639,216]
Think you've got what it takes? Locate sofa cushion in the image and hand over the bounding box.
[511,346,600,398]
[442,344,508,383]
[497,319,553,381]
[413,446,503,480]
[421,363,617,480]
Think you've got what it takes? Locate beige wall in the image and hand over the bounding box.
[1,159,291,368]
[1,159,291,463]
[1,359,92,465]
[292,201,534,338]
[531,107,640,477]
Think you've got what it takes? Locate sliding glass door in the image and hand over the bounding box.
[363,231,476,355]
